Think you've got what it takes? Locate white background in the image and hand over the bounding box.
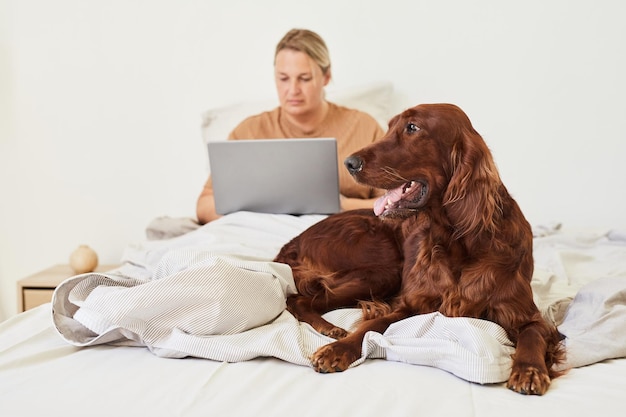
[1,0,625,320]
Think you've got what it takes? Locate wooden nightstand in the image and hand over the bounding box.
[17,264,120,312]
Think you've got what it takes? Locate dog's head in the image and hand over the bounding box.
[346,103,502,223]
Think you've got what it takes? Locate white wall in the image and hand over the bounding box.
[1,0,625,320]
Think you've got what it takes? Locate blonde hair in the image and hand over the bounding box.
[275,29,331,75]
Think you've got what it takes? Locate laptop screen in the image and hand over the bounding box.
[207,138,341,215]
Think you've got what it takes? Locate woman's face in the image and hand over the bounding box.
[274,49,330,117]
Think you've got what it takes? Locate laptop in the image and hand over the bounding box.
[207,138,341,215]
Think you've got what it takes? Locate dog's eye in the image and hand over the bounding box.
[406,123,420,133]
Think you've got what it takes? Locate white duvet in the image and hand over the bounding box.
[51,212,626,384]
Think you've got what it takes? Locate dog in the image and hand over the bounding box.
[274,103,564,395]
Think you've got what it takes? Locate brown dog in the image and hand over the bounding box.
[274,104,564,395]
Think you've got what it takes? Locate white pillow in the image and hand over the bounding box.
[200,81,394,145]
[326,81,394,129]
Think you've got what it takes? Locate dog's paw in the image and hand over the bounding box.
[311,342,359,373]
[322,326,349,339]
[506,366,551,395]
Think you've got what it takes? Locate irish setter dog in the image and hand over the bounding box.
[274,103,564,395]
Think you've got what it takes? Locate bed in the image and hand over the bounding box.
[3,84,626,416]
[1,210,626,417]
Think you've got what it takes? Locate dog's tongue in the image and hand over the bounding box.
[373,185,404,216]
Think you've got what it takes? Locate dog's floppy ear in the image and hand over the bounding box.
[443,126,503,239]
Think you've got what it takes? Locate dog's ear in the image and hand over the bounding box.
[443,127,503,238]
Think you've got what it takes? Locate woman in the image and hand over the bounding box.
[196,29,384,224]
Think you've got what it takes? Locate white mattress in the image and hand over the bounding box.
[2,212,626,417]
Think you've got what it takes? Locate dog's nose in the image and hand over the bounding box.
[344,155,363,175]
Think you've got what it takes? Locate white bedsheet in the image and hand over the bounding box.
[2,212,626,417]
[2,302,626,417]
